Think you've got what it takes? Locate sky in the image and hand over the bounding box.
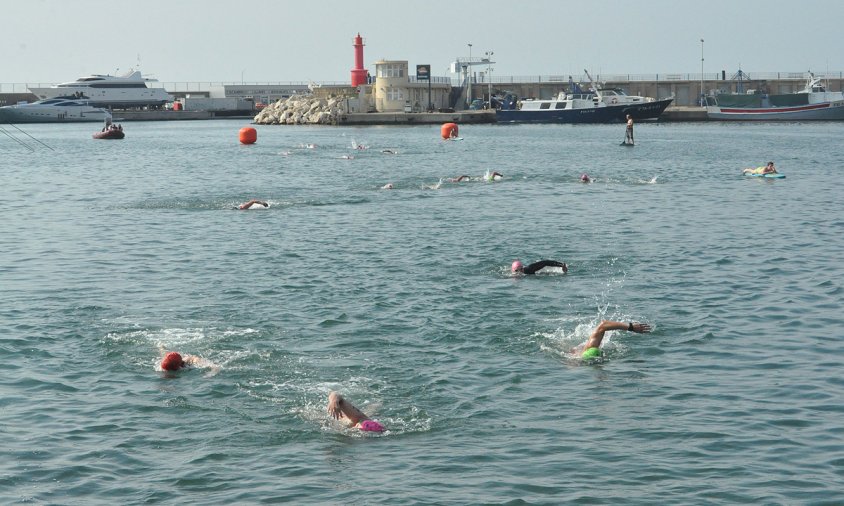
[4,0,844,86]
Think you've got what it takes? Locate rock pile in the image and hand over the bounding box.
[253,95,346,125]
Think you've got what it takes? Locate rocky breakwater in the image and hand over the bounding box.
[253,95,345,125]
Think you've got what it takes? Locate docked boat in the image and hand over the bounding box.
[29,69,172,109]
[496,71,673,123]
[0,98,111,123]
[706,73,844,120]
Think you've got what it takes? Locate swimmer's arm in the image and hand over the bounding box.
[328,391,368,427]
[183,354,220,372]
[584,320,652,350]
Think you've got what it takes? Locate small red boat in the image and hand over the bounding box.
[93,124,125,139]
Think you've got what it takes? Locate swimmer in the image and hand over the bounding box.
[485,171,504,181]
[447,175,471,183]
[381,149,397,155]
[580,320,652,358]
[511,259,568,275]
[238,199,269,210]
[158,350,218,373]
[340,154,355,160]
[381,183,394,190]
[580,173,591,183]
[425,179,443,190]
[743,161,777,175]
[327,391,385,432]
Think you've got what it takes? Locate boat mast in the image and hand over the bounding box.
[583,69,603,101]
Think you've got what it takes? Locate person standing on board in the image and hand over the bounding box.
[624,114,634,145]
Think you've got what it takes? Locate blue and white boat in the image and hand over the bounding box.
[0,98,111,123]
[496,72,673,123]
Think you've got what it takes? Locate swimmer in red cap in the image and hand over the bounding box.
[327,391,385,433]
[158,349,220,374]
[160,351,186,371]
[511,259,568,275]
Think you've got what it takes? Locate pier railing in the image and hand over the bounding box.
[3,72,842,94]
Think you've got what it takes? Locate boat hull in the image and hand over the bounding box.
[0,106,110,123]
[707,101,844,120]
[93,130,125,139]
[496,98,673,123]
[28,87,171,108]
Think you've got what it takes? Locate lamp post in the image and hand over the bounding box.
[485,50,494,108]
[241,69,245,86]
[700,38,704,106]
[467,43,473,107]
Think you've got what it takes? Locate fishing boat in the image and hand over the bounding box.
[496,70,673,123]
[706,72,844,120]
[29,69,172,109]
[0,98,111,123]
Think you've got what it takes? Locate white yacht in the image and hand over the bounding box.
[0,98,111,123]
[29,69,172,108]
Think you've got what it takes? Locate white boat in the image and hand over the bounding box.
[29,69,172,109]
[0,98,111,123]
[706,73,844,120]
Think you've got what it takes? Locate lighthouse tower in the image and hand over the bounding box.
[350,33,367,87]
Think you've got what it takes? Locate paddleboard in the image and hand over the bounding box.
[745,173,786,179]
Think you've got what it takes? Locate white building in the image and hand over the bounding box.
[373,60,451,112]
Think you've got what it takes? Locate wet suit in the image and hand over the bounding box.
[523,260,567,275]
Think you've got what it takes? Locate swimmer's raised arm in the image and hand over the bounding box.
[584,320,651,351]
[327,391,369,426]
[523,260,568,275]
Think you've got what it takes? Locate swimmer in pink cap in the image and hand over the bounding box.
[327,391,385,433]
[580,173,591,183]
[511,259,568,275]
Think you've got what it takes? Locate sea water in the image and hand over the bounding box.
[1,120,843,504]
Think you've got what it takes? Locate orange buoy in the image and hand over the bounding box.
[239,127,257,145]
[441,122,458,140]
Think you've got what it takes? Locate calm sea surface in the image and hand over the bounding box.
[1,119,843,505]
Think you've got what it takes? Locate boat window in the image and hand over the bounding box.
[554,102,566,109]
[539,103,551,109]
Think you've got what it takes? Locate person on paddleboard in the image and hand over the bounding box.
[624,114,634,145]
[743,161,777,175]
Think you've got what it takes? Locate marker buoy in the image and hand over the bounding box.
[441,122,458,140]
[239,127,257,144]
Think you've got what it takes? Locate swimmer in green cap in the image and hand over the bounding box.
[581,320,652,358]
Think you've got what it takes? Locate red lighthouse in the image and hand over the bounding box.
[351,33,367,87]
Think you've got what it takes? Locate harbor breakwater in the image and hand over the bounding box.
[253,95,345,125]
[252,94,498,125]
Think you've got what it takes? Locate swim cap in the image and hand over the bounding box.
[511,260,524,273]
[580,173,590,182]
[161,352,185,371]
[581,347,602,359]
[359,420,385,432]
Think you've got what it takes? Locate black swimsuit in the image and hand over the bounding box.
[523,260,567,275]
